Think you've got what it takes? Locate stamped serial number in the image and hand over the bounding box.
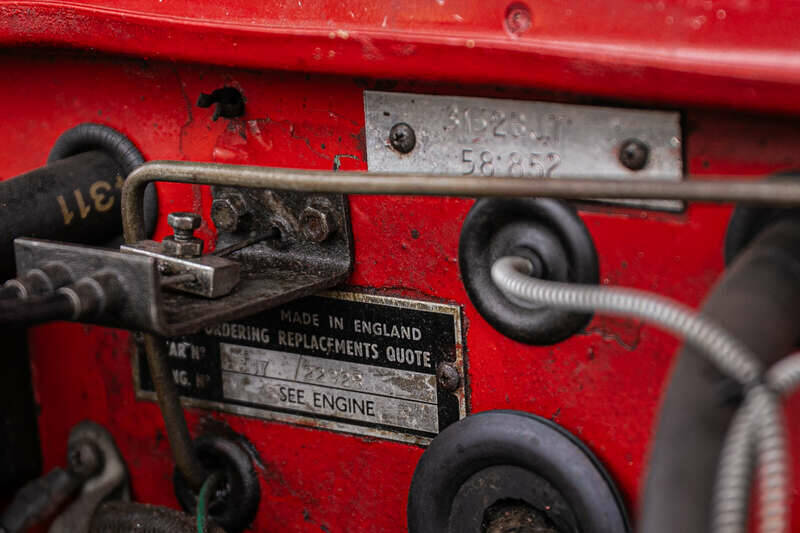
[447,105,569,147]
[460,149,561,177]
[299,358,364,388]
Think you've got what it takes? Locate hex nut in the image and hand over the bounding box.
[299,206,335,243]
[211,195,250,233]
[162,236,203,258]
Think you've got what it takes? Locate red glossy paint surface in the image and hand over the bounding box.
[0,49,799,531]
[3,0,800,115]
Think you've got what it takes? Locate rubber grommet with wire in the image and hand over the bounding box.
[173,434,260,533]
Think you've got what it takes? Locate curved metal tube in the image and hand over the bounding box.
[141,334,208,491]
[122,161,800,243]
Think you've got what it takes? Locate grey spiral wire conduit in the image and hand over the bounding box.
[491,255,796,533]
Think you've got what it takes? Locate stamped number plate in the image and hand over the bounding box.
[136,291,466,445]
[364,91,684,210]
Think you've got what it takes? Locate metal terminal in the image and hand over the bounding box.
[437,362,461,392]
[163,212,203,258]
[389,122,416,154]
[300,204,336,243]
[67,441,101,481]
[211,194,251,233]
[619,139,650,171]
[50,421,130,533]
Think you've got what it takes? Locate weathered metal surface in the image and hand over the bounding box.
[364,91,683,210]
[13,238,160,331]
[6,53,800,532]
[15,182,353,335]
[135,291,466,445]
[121,240,240,299]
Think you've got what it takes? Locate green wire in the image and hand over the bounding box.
[197,471,224,533]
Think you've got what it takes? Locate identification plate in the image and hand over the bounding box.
[135,291,466,445]
[364,91,684,210]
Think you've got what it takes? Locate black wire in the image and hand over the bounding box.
[0,293,75,327]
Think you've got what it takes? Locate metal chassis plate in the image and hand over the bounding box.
[364,91,684,210]
[134,290,467,446]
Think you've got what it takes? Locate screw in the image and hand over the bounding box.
[619,139,650,171]
[68,441,102,480]
[437,363,461,392]
[211,195,250,233]
[299,205,335,243]
[163,212,204,257]
[505,3,532,36]
[389,123,416,154]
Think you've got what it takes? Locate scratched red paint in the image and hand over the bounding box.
[1,49,799,532]
[3,0,800,115]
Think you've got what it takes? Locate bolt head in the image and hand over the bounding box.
[389,122,417,154]
[505,3,532,36]
[437,363,461,392]
[68,441,102,480]
[211,195,249,233]
[163,235,204,258]
[168,212,202,232]
[300,206,335,243]
[619,139,650,171]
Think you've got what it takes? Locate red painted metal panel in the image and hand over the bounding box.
[1,47,799,531]
[3,0,800,114]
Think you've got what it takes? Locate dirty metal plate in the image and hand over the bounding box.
[135,291,466,445]
[364,91,684,210]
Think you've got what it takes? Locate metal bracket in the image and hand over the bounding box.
[13,188,352,336]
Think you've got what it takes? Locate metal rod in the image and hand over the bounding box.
[123,160,800,243]
[142,334,208,491]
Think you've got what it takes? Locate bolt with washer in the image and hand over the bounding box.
[299,205,336,243]
[389,122,417,154]
[163,212,204,258]
[618,139,650,171]
[437,363,461,392]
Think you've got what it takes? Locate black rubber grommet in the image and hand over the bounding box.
[724,171,800,265]
[48,123,158,238]
[173,435,260,533]
[458,198,599,345]
[407,410,630,533]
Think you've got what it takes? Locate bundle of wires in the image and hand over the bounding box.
[492,256,798,533]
